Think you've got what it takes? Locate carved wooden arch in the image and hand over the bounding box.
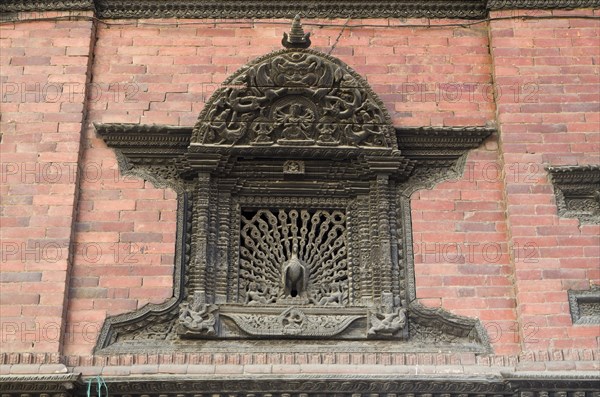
[94,18,494,353]
[191,47,397,150]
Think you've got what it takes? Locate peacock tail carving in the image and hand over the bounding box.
[239,208,349,305]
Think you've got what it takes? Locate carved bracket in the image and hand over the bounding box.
[547,165,600,224]
[367,292,407,338]
[178,291,219,336]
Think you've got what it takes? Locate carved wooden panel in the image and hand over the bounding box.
[238,208,349,306]
[568,287,600,324]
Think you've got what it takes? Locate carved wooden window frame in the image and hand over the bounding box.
[94,19,495,353]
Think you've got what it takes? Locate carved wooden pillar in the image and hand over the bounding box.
[368,183,381,300]
[358,195,372,303]
[193,172,211,302]
[376,174,394,295]
[215,182,234,304]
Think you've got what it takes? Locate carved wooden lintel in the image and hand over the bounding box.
[0,373,82,396]
[3,0,599,19]
[2,373,599,397]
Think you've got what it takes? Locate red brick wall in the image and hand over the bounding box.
[489,9,600,351]
[411,141,520,355]
[0,11,95,353]
[1,12,598,358]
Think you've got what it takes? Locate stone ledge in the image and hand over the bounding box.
[2,362,600,377]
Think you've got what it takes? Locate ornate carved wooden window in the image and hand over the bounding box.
[95,17,493,353]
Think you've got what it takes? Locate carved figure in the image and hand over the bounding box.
[368,307,407,337]
[179,294,217,335]
[205,107,248,145]
[280,308,306,335]
[275,102,315,141]
[245,282,276,305]
[317,283,345,306]
[252,117,274,144]
[282,243,307,299]
[283,160,303,174]
[316,119,338,144]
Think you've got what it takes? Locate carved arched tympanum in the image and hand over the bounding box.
[192,48,396,150]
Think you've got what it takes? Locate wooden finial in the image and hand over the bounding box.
[282,14,311,49]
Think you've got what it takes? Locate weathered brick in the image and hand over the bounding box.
[0,272,42,283]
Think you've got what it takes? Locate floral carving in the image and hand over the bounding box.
[225,310,362,337]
